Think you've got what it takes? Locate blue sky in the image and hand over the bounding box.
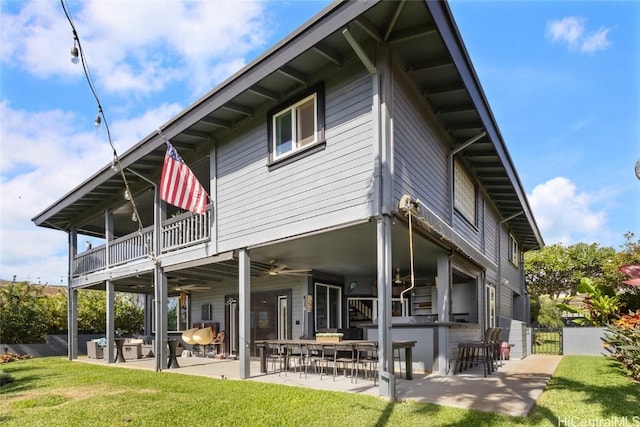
[1,0,638,285]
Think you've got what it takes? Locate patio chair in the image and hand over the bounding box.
[331,343,356,382]
[284,342,305,377]
[266,342,285,375]
[454,327,496,377]
[355,343,378,384]
[305,343,329,379]
[87,340,104,359]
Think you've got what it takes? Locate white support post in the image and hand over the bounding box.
[238,248,251,379]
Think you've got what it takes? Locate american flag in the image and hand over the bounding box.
[159,141,209,214]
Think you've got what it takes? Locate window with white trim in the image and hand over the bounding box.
[509,234,519,266]
[454,159,477,224]
[271,93,318,159]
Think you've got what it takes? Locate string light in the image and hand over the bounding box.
[61,0,146,246]
[70,42,79,64]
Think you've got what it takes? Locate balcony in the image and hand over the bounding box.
[72,210,211,276]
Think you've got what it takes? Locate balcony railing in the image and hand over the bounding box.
[72,209,211,276]
[162,210,210,253]
[110,227,154,266]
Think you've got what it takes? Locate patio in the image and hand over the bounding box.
[76,354,561,417]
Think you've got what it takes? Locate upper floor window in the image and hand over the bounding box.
[509,234,519,266]
[268,84,325,164]
[454,159,476,224]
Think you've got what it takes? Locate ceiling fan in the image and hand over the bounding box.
[259,260,311,277]
[394,268,433,286]
[172,283,210,292]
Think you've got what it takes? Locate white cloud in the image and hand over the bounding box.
[546,16,585,46]
[0,100,183,285]
[545,16,612,53]
[581,28,611,53]
[528,177,608,245]
[1,0,272,98]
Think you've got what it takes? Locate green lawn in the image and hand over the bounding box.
[0,356,638,426]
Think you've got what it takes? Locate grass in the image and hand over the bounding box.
[0,356,638,426]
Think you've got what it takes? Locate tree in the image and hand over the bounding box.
[77,290,107,333]
[114,294,144,335]
[533,296,564,328]
[603,232,640,312]
[525,242,615,298]
[0,281,48,343]
[1,283,144,344]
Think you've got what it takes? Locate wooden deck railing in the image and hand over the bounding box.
[109,227,154,266]
[72,209,211,276]
[162,210,211,253]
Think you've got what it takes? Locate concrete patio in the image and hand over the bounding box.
[76,353,561,417]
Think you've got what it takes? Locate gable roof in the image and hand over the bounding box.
[32,0,543,251]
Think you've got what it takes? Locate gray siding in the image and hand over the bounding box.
[190,275,307,340]
[392,74,449,220]
[483,202,500,261]
[499,286,513,319]
[216,68,374,251]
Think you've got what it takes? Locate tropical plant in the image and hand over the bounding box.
[557,278,621,326]
[602,310,640,381]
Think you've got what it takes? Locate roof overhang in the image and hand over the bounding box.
[33,0,543,250]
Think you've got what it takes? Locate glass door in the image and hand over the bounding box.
[278,296,288,340]
[314,283,342,331]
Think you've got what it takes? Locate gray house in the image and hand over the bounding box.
[33,0,542,398]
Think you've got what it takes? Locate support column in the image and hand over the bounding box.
[238,248,251,379]
[436,254,451,375]
[67,229,78,360]
[374,43,395,400]
[153,188,168,371]
[154,267,168,370]
[105,210,115,363]
[106,280,115,363]
[376,215,393,398]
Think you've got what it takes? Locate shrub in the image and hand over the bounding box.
[0,371,14,386]
[602,310,640,381]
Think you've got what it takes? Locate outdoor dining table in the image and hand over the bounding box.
[255,339,417,380]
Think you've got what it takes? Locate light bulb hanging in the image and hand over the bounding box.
[71,50,79,64]
[124,190,131,201]
[131,212,138,222]
[70,43,79,64]
[94,113,102,129]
